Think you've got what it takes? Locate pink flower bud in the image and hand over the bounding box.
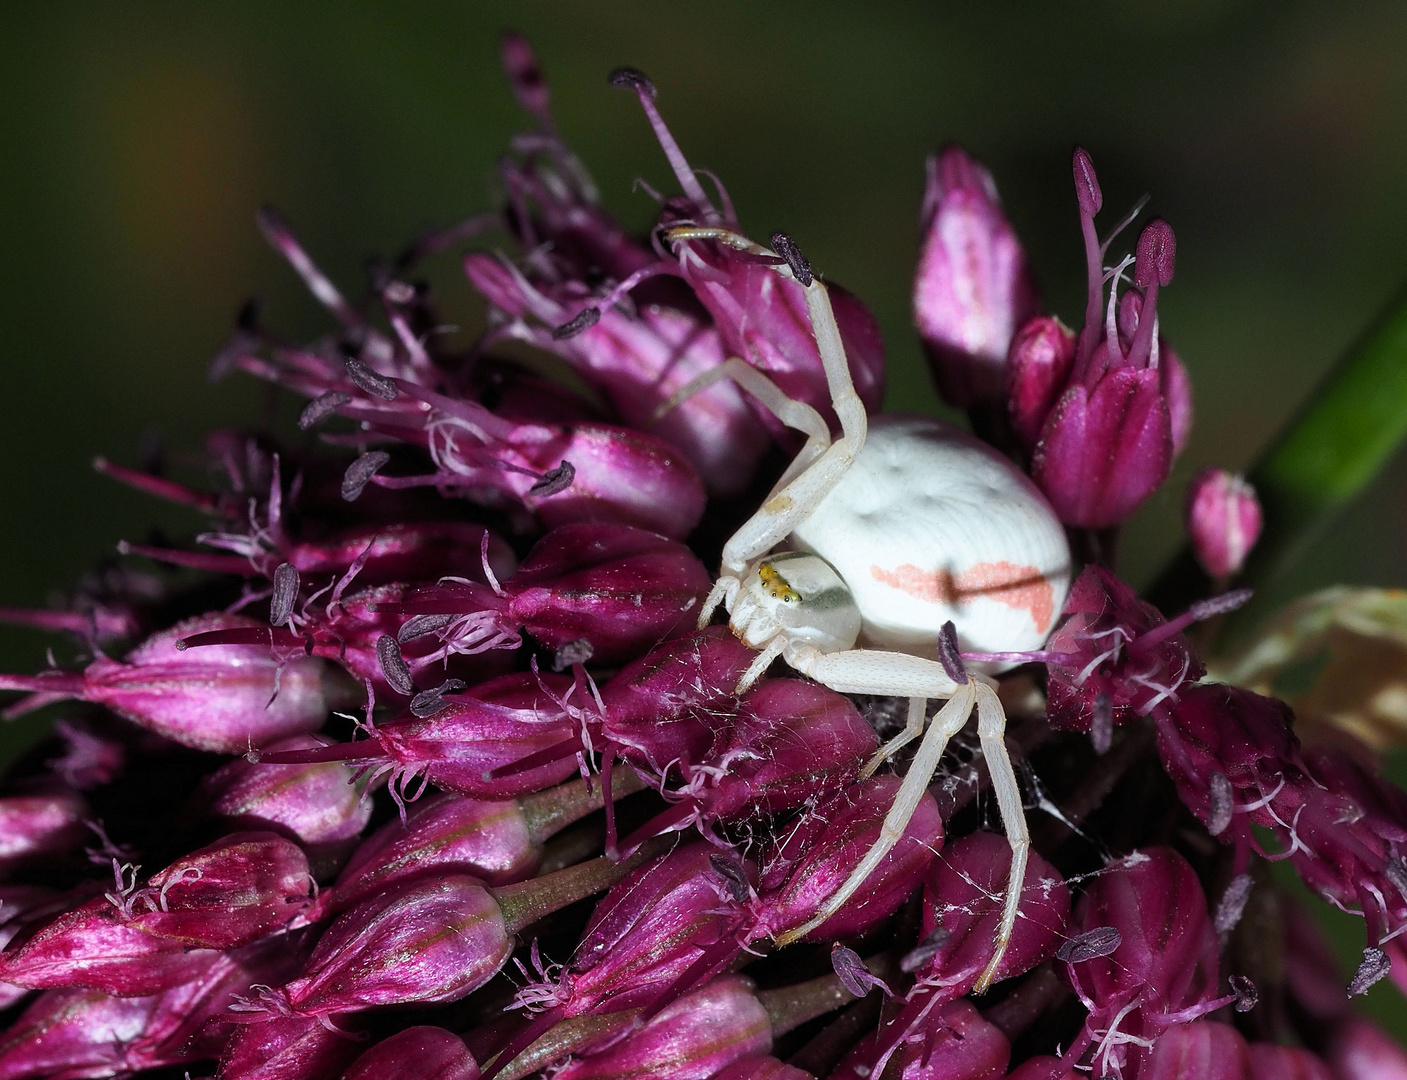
[1247,1044,1335,1080]
[1186,468,1262,579]
[198,734,373,869]
[712,1057,812,1080]
[914,146,1040,409]
[1008,317,1077,451]
[283,521,517,588]
[276,875,511,1017]
[0,613,330,753]
[752,776,943,942]
[0,987,160,1080]
[343,1026,481,1080]
[1325,1016,1407,1080]
[1141,1021,1250,1080]
[551,974,772,1080]
[217,1013,361,1080]
[0,787,89,880]
[115,832,314,949]
[332,791,540,909]
[900,999,1010,1080]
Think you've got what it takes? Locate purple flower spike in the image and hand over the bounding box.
[343,1025,481,1080]
[217,1012,362,1080]
[331,791,541,909]
[1140,1020,1250,1080]
[0,788,89,880]
[550,974,772,1080]
[1017,150,1189,528]
[273,875,511,1018]
[752,776,944,942]
[1059,848,1233,1080]
[199,734,374,869]
[915,146,1040,409]
[1186,469,1262,580]
[0,613,329,753]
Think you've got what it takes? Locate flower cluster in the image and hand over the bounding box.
[0,32,1401,1080]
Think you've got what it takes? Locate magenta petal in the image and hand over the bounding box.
[343,1026,480,1080]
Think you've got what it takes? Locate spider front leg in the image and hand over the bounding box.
[972,680,1030,994]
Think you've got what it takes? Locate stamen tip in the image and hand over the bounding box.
[608,68,656,99]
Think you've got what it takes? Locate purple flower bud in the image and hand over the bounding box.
[1141,1021,1250,1080]
[1044,566,1205,736]
[0,887,57,1009]
[1325,1016,1407,1080]
[332,791,540,909]
[914,146,1040,409]
[284,521,517,588]
[463,255,769,497]
[0,987,161,1080]
[217,1013,362,1080]
[0,613,330,753]
[385,524,710,666]
[275,875,511,1017]
[1186,468,1263,579]
[900,999,1011,1080]
[343,1025,481,1080]
[115,832,314,949]
[1060,848,1232,1079]
[1008,316,1077,451]
[622,678,878,852]
[550,974,772,1080]
[1017,151,1189,528]
[198,734,373,869]
[1247,1044,1336,1080]
[46,720,125,791]
[752,776,944,941]
[0,787,89,880]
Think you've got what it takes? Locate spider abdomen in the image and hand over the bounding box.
[789,414,1071,658]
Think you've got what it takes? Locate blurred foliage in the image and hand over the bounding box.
[2,0,1407,1033]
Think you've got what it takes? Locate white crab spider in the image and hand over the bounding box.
[667,226,1071,992]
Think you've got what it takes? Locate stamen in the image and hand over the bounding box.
[708,854,751,903]
[551,308,601,340]
[298,391,351,430]
[344,359,399,401]
[1214,874,1254,935]
[1349,947,1391,996]
[396,613,456,644]
[342,451,391,502]
[610,68,714,214]
[529,462,575,497]
[1207,772,1234,836]
[1057,926,1121,963]
[937,621,969,685]
[1090,693,1113,755]
[376,634,415,696]
[409,679,468,719]
[1230,974,1258,1013]
[769,232,813,287]
[830,944,889,998]
[269,563,299,629]
[552,638,594,672]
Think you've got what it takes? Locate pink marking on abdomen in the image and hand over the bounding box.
[869,560,1055,634]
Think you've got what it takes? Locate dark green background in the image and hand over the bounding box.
[2,0,1407,1032]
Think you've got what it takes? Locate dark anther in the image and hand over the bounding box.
[1214,874,1254,936]
[937,621,969,685]
[552,308,601,340]
[1350,947,1392,996]
[382,279,417,305]
[1057,926,1122,964]
[769,232,813,286]
[708,854,750,903]
[553,638,595,672]
[530,461,576,497]
[1230,974,1258,1013]
[376,635,415,697]
[269,563,300,628]
[397,613,456,645]
[342,451,391,502]
[830,944,886,998]
[1188,588,1253,622]
[608,68,657,99]
[410,679,468,719]
[1206,772,1234,837]
[299,391,351,431]
[344,358,399,401]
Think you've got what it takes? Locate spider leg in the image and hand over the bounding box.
[972,681,1030,994]
[861,696,928,779]
[773,681,977,947]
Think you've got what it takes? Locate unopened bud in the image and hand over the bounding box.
[1187,468,1262,579]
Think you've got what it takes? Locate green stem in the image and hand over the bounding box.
[1148,283,1407,641]
[491,834,668,936]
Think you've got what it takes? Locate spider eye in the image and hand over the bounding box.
[748,552,862,653]
[758,563,800,603]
